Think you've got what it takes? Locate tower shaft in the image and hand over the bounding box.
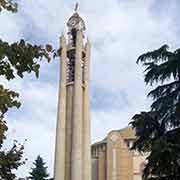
[71,30,83,180]
[54,9,91,180]
[83,40,91,180]
[54,35,67,180]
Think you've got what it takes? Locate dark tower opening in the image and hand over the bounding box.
[71,28,77,47]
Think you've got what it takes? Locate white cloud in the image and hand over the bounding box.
[1,0,180,178]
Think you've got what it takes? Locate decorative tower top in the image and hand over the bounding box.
[67,3,86,32]
[67,3,86,48]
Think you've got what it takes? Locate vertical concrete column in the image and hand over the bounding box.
[54,35,67,180]
[65,85,73,180]
[92,158,98,180]
[98,151,106,180]
[71,30,83,180]
[112,148,117,180]
[83,40,91,180]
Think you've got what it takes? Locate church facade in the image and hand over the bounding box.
[91,127,147,180]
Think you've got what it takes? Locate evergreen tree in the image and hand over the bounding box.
[130,45,180,180]
[29,156,49,180]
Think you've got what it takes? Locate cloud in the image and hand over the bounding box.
[6,116,55,178]
[0,11,24,42]
[1,0,180,178]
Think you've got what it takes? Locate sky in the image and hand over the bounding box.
[0,0,180,178]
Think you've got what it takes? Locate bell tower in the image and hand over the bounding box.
[54,4,91,180]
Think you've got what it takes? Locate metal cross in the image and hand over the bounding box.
[74,1,79,12]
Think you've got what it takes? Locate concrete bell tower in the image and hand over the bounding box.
[54,4,91,180]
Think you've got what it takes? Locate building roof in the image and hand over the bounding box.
[117,126,136,139]
[92,126,136,148]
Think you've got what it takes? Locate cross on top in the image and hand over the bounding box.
[74,1,79,12]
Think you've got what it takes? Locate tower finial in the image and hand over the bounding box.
[74,1,79,12]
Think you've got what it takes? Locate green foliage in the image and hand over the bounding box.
[28,156,49,180]
[0,39,52,80]
[130,45,180,180]
[0,1,56,179]
[0,40,53,175]
[0,0,17,12]
[0,85,20,116]
[0,38,54,116]
[0,38,54,119]
[0,140,26,180]
[0,91,23,180]
[0,115,26,180]
[0,116,7,147]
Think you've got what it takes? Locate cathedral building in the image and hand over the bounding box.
[91,127,147,180]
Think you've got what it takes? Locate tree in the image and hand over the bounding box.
[0,0,17,12]
[28,155,49,180]
[130,45,180,180]
[0,1,56,179]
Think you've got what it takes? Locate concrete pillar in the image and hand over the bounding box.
[92,158,98,180]
[83,40,91,180]
[71,30,83,180]
[65,85,73,180]
[98,151,106,180]
[54,35,67,180]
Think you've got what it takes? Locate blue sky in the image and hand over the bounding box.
[0,0,180,178]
